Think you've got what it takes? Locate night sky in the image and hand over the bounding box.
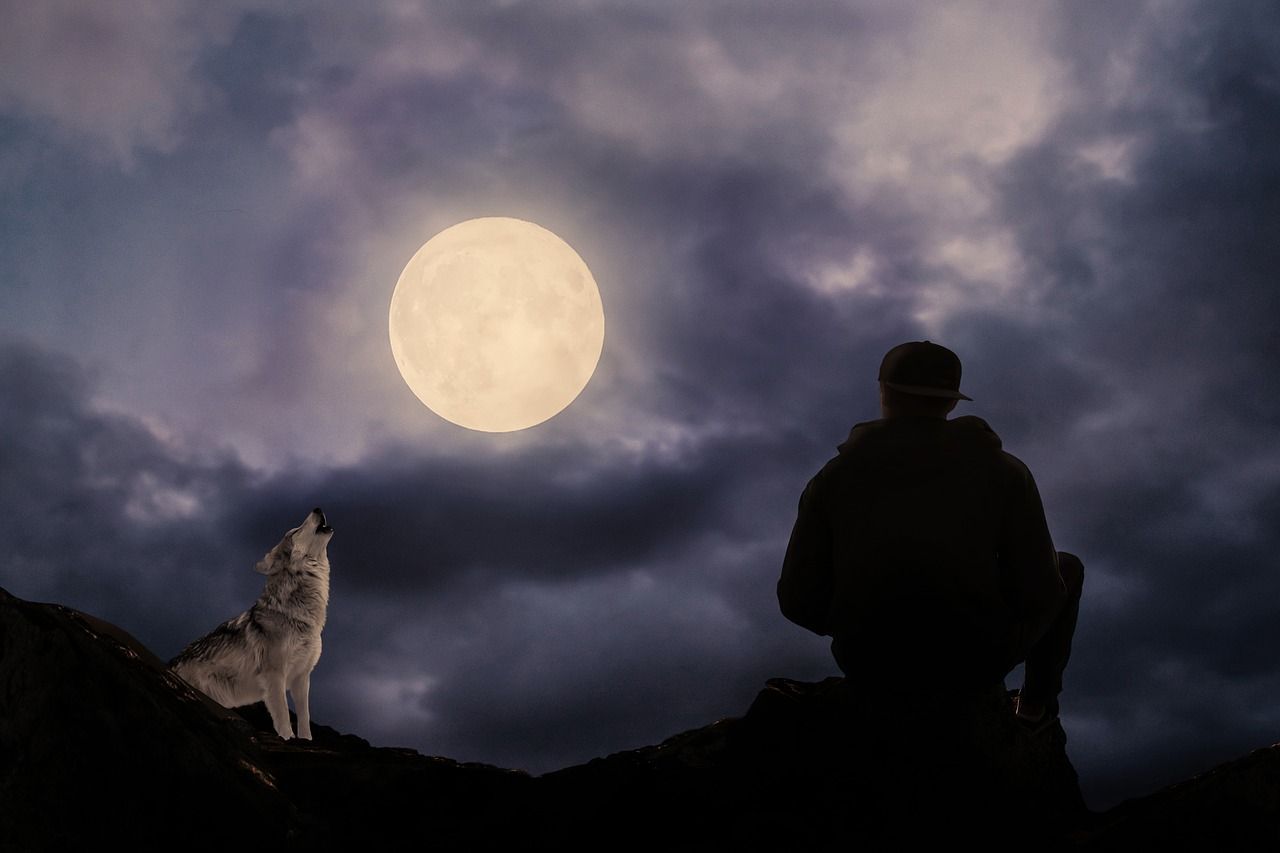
[3,2,1279,811]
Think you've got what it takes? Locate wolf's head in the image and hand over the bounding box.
[255,508,334,574]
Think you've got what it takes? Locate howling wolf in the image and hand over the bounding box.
[170,508,333,740]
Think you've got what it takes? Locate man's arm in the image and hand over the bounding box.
[777,471,834,636]
[999,458,1066,658]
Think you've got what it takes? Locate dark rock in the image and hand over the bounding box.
[0,586,291,851]
[233,702,535,848]
[541,676,1089,848]
[0,587,530,851]
[1075,741,1280,849]
[3,586,1276,850]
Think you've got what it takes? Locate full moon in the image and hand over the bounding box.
[389,217,605,432]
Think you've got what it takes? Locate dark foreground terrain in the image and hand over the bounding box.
[2,587,1278,850]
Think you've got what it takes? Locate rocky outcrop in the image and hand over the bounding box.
[0,587,291,849]
[0,587,530,851]
[2,586,1274,849]
[1074,740,1280,849]
[542,676,1087,847]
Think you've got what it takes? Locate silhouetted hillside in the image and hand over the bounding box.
[2,587,1276,850]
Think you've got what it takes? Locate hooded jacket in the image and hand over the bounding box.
[777,415,1065,685]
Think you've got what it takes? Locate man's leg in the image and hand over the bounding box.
[1020,551,1085,716]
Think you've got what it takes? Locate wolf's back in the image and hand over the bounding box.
[168,611,254,668]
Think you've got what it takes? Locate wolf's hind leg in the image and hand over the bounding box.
[290,671,312,740]
[262,673,294,739]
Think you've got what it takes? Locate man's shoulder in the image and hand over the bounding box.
[834,414,1004,456]
[835,418,888,454]
[825,414,1036,484]
[954,420,1039,484]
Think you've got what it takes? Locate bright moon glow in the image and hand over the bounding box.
[389,217,605,432]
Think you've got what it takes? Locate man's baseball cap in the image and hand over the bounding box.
[878,340,973,401]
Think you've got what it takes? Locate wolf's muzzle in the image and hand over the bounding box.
[313,507,333,534]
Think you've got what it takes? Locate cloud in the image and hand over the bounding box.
[220,0,1087,469]
[0,1,256,166]
[0,2,1082,466]
[0,340,254,639]
[313,533,837,773]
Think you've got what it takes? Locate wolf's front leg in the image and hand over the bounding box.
[263,674,295,739]
[290,672,312,740]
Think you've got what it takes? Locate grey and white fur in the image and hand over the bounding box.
[170,508,333,740]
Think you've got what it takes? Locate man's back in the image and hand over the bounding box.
[778,414,1064,688]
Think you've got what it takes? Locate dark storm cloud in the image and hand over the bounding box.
[381,573,800,773]
[199,12,314,134]
[0,341,254,644]
[241,433,776,594]
[0,336,785,602]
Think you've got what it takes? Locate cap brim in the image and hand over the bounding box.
[884,382,973,402]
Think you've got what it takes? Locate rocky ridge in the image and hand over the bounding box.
[2,587,1277,850]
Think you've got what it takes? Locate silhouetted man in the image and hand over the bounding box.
[778,341,1084,729]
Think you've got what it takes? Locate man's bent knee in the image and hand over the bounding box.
[1057,551,1084,598]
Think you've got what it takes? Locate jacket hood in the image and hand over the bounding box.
[836,415,1003,463]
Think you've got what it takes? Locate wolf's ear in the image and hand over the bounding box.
[254,542,289,575]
